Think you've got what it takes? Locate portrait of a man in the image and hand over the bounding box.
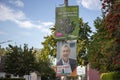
[56,41,77,75]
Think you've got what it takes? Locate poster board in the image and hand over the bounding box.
[55,6,79,40]
[56,40,77,76]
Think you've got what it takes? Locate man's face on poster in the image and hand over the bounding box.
[61,45,70,62]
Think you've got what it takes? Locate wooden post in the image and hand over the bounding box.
[64,0,68,6]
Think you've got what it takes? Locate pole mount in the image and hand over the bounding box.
[64,0,68,6]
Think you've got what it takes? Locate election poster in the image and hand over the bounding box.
[56,40,77,76]
[55,6,79,40]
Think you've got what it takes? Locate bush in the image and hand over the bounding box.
[0,78,25,80]
[101,72,120,80]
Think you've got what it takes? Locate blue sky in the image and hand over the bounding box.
[0,0,102,49]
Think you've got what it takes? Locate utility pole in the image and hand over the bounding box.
[64,0,68,6]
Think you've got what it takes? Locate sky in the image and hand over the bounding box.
[0,0,102,49]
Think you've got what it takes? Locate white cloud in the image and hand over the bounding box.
[0,4,25,21]
[76,0,101,10]
[0,3,54,34]
[15,20,34,28]
[0,31,8,35]
[42,22,54,27]
[9,0,24,7]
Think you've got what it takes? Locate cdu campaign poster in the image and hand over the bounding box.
[56,40,77,76]
[55,6,79,40]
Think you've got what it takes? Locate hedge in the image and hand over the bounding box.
[100,72,120,80]
[0,78,25,80]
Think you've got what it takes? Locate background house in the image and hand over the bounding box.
[30,71,41,80]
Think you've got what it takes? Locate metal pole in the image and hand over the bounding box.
[64,0,68,6]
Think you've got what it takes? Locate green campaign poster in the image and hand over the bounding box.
[55,6,79,40]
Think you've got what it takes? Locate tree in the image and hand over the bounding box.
[87,0,120,72]
[5,44,36,76]
[77,18,92,66]
[87,17,110,72]
[35,59,56,80]
[4,44,56,78]
[42,35,57,58]
[102,0,120,71]
[34,49,56,80]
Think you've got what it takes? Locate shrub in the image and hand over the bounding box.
[101,72,120,80]
[0,78,25,80]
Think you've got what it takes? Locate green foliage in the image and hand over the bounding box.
[4,44,56,79]
[88,0,120,72]
[35,59,56,80]
[87,17,108,72]
[88,16,120,72]
[33,49,56,80]
[0,47,6,57]
[5,44,36,76]
[0,78,25,80]
[100,72,120,80]
[77,18,92,66]
[87,17,119,72]
[42,34,57,58]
